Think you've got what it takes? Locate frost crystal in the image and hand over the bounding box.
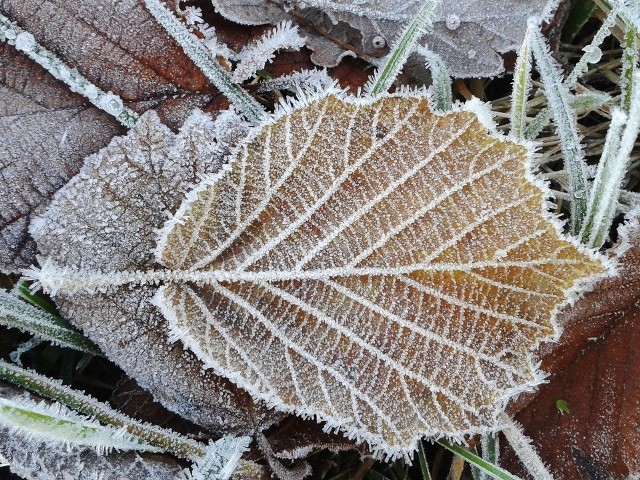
[232,21,306,83]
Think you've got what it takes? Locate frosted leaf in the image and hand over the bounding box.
[506,209,640,478]
[0,43,123,273]
[154,93,605,458]
[0,383,185,480]
[232,21,306,83]
[30,110,272,435]
[0,0,212,99]
[210,0,559,76]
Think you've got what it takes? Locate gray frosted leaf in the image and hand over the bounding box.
[0,43,123,273]
[211,0,557,77]
[0,383,185,480]
[30,110,269,434]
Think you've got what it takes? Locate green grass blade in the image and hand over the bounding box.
[621,24,638,113]
[525,7,618,139]
[416,46,452,112]
[530,25,589,234]
[144,0,266,124]
[418,441,433,480]
[367,0,442,97]
[0,397,160,454]
[436,440,522,480]
[0,289,101,355]
[510,26,533,140]
[0,360,206,460]
[562,0,597,42]
[581,71,640,247]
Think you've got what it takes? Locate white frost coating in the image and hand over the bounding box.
[509,26,532,140]
[178,436,251,480]
[498,413,554,480]
[416,45,452,112]
[0,397,161,455]
[144,0,266,124]
[14,32,36,50]
[232,21,306,83]
[0,288,100,354]
[445,14,461,30]
[581,72,640,247]
[0,11,139,128]
[256,69,335,93]
[530,24,588,234]
[565,7,619,88]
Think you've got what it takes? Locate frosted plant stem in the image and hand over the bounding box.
[367,0,442,97]
[436,440,520,480]
[0,397,161,454]
[472,434,500,480]
[509,26,533,140]
[498,413,554,480]
[581,71,640,247]
[0,12,139,128]
[524,7,619,139]
[0,360,207,460]
[621,25,639,114]
[144,0,266,124]
[0,289,102,355]
[530,25,589,234]
[416,45,452,112]
[580,108,626,246]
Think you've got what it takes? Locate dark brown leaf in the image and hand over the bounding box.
[504,211,640,478]
[0,0,211,98]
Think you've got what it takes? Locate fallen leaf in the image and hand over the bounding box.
[210,0,558,77]
[0,0,224,272]
[0,43,123,273]
[151,93,604,458]
[504,210,640,478]
[0,0,211,98]
[30,110,276,435]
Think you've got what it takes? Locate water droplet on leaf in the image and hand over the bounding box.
[445,14,461,30]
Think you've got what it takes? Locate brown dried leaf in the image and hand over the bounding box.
[505,211,640,479]
[0,0,211,99]
[0,42,123,273]
[154,93,605,458]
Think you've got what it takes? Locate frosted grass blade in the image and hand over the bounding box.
[0,289,101,355]
[0,12,139,127]
[510,27,533,140]
[144,0,266,124]
[367,0,442,97]
[530,25,589,234]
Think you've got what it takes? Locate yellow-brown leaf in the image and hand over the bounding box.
[155,93,605,457]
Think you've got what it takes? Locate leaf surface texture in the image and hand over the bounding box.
[156,94,604,456]
[211,0,556,76]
